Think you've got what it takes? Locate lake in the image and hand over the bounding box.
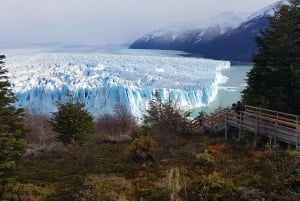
[191,65,252,116]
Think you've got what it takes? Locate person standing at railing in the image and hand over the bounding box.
[231,101,245,122]
[237,101,245,121]
[231,103,237,113]
[196,112,204,127]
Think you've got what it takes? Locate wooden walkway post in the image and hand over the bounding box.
[225,111,228,140]
[238,112,242,141]
[254,117,258,147]
[296,116,299,148]
[274,113,278,145]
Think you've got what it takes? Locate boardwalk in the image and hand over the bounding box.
[193,105,300,146]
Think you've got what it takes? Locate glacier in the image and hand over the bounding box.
[3,48,230,119]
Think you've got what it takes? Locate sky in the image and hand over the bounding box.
[0,0,280,48]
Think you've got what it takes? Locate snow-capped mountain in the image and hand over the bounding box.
[130,1,287,62]
[130,12,246,52]
[207,11,249,30]
[245,0,288,21]
[3,49,230,119]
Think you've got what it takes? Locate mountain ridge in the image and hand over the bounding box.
[130,1,287,62]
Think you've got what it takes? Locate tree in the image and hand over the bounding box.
[113,104,136,135]
[50,100,94,145]
[95,104,136,137]
[0,55,26,192]
[242,0,300,114]
[143,91,191,134]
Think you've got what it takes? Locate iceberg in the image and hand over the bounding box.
[3,48,230,119]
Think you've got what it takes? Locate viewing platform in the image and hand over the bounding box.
[193,105,300,147]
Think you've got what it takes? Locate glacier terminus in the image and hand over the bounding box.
[3,48,230,119]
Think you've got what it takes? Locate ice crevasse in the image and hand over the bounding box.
[4,50,230,119]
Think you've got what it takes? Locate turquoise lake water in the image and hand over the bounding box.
[191,65,252,116]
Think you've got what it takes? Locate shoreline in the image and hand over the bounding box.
[177,53,253,66]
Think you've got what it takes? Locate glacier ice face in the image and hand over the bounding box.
[3,48,230,119]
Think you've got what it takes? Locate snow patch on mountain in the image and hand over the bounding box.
[245,0,289,21]
[135,11,249,45]
[203,11,249,29]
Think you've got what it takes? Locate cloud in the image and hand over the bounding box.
[0,0,279,47]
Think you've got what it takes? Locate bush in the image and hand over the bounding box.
[138,188,168,201]
[130,126,144,139]
[49,100,94,145]
[126,136,157,161]
[2,182,55,201]
[208,143,226,154]
[236,187,266,201]
[166,167,185,201]
[95,105,137,142]
[23,112,55,145]
[186,172,237,201]
[76,174,135,201]
[24,143,67,159]
[195,149,215,166]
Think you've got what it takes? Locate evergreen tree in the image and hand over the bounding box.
[242,0,300,114]
[50,100,94,145]
[143,91,190,134]
[0,55,26,191]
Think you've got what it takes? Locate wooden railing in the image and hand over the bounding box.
[206,109,228,132]
[225,105,300,146]
[192,105,300,146]
[192,109,229,133]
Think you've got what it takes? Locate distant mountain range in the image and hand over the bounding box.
[130,1,286,63]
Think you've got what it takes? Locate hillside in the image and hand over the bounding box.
[10,133,300,200]
[130,1,286,62]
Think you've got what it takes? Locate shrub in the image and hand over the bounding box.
[186,172,237,201]
[76,174,135,201]
[113,104,137,135]
[130,126,144,139]
[24,143,67,159]
[95,105,137,142]
[208,143,226,154]
[95,114,116,136]
[138,187,168,201]
[166,167,184,201]
[23,112,55,145]
[126,136,157,161]
[195,149,215,166]
[2,182,55,201]
[49,100,94,145]
[236,187,265,201]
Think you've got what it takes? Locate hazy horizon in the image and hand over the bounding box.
[1,0,279,48]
